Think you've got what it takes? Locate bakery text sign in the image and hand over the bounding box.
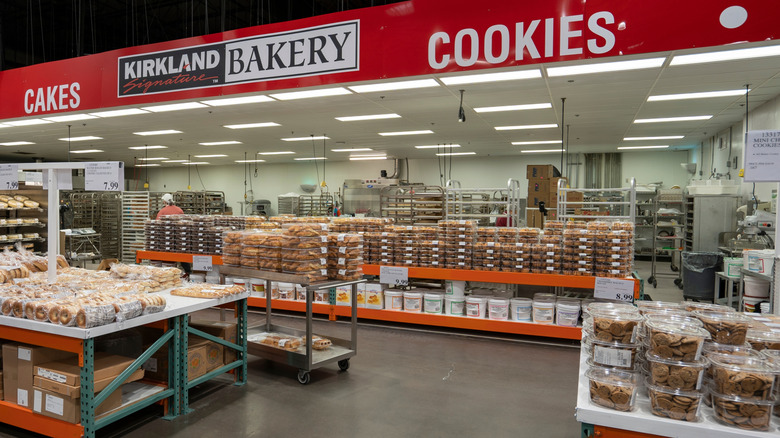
[118,20,359,96]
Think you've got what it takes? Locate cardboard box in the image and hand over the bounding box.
[189,321,237,365]
[0,370,4,400]
[5,344,75,407]
[34,368,144,398]
[3,344,18,404]
[526,164,560,179]
[34,353,137,387]
[548,177,568,193]
[526,210,559,228]
[565,190,584,208]
[32,385,122,424]
[527,179,550,195]
[335,285,351,306]
[143,344,209,382]
[528,193,556,208]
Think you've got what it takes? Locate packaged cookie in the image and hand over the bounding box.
[646,320,710,361]
[646,353,709,390]
[586,367,639,411]
[590,337,640,370]
[682,301,734,313]
[516,227,541,244]
[645,378,704,422]
[692,311,750,345]
[710,390,774,431]
[642,314,703,339]
[746,329,780,351]
[635,300,684,314]
[591,311,642,343]
[710,355,777,400]
[583,301,638,317]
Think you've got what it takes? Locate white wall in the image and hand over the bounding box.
[621,150,692,189]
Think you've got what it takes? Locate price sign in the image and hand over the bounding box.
[744,130,780,182]
[192,255,213,272]
[24,172,43,186]
[85,162,124,191]
[0,165,18,190]
[594,277,635,303]
[379,265,408,286]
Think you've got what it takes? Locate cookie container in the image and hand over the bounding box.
[682,301,735,313]
[646,353,709,390]
[635,301,684,315]
[641,314,703,339]
[583,301,638,318]
[645,320,710,361]
[710,389,775,431]
[645,378,704,422]
[590,311,642,344]
[709,355,778,400]
[746,329,780,351]
[692,311,751,345]
[589,336,640,370]
[586,367,639,412]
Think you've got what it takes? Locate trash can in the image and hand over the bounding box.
[682,251,722,301]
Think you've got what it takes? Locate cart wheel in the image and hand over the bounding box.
[648,276,656,288]
[338,359,350,371]
[670,265,679,272]
[674,279,683,289]
[297,370,311,385]
[652,278,657,288]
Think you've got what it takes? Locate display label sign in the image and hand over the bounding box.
[24,172,43,186]
[85,162,124,191]
[380,266,409,286]
[744,130,780,182]
[42,169,73,190]
[192,255,213,272]
[0,165,18,190]
[594,277,634,302]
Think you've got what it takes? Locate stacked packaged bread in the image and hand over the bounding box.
[418,238,444,268]
[244,216,267,229]
[109,263,183,291]
[594,221,634,278]
[563,229,595,276]
[170,283,246,298]
[473,228,501,271]
[281,223,328,283]
[221,230,243,266]
[327,233,364,281]
[439,220,476,269]
[532,232,562,274]
[391,225,419,267]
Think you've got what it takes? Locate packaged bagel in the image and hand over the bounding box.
[646,320,710,361]
[76,304,117,328]
[586,367,639,411]
[692,310,751,345]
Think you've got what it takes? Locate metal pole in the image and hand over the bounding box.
[47,169,58,283]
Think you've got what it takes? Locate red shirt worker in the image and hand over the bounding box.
[156,193,184,219]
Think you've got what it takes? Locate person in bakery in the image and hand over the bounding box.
[155,193,190,276]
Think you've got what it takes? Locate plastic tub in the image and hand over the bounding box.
[445,280,466,297]
[743,276,770,298]
[585,367,639,412]
[743,296,766,313]
[278,283,295,300]
[589,337,640,370]
[231,278,248,291]
[590,311,642,343]
[465,297,487,318]
[645,320,710,361]
[189,273,206,283]
[423,293,444,314]
[645,377,704,422]
[583,301,637,317]
[249,279,265,294]
[681,301,734,313]
[445,296,465,316]
[403,292,422,313]
[510,298,532,321]
[711,390,774,431]
[488,298,509,320]
[645,353,708,390]
[710,355,777,400]
[635,301,683,315]
[384,290,404,311]
[746,329,780,351]
[533,298,555,324]
[691,310,751,345]
[556,300,581,327]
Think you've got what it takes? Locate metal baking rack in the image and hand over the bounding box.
[297,193,334,216]
[121,191,151,262]
[445,179,522,226]
[380,185,446,226]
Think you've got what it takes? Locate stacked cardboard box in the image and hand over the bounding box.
[526,165,562,227]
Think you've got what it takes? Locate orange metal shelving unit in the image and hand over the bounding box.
[136,250,223,265]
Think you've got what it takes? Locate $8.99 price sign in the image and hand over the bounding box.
[594,277,635,303]
[0,164,19,190]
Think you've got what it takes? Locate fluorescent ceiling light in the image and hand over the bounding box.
[258,151,296,155]
[624,136,684,141]
[142,102,207,112]
[378,130,434,136]
[519,149,561,154]
[435,152,476,156]
[270,87,350,100]
[348,79,438,93]
[138,157,169,161]
[350,154,386,158]
[163,160,188,163]
[133,130,182,136]
[182,162,209,165]
[0,124,9,128]
[42,114,97,122]
[415,144,460,149]
[335,114,401,122]
[194,154,227,158]
[440,70,541,85]
[634,116,712,124]
[58,136,103,142]
[331,148,373,152]
[201,95,274,106]
[135,164,160,167]
[129,145,168,150]
[90,108,148,118]
[199,141,242,146]
[71,149,103,154]
[495,124,558,131]
[0,141,34,146]
[648,89,749,101]
[281,136,329,142]
[235,159,266,163]
[5,119,53,126]
[474,103,551,113]
[671,45,780,66]
[617,145,669,150]
[511,140,562,145]
[223,122,280,129]
[350,156,388,161]
[547,57,666,76]
[294,157,327,161]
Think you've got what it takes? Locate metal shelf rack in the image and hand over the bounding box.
[297,193,334,216]
[647,189,685,289]
[556,178,637,222]
[121,191,151,262]
[380,185,446,225]
[444,179,521,226]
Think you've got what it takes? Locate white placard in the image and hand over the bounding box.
[379,265,409,286]
[42,169,73,190]
[594,277,635,303]
[744,130,780,182]
[85,161,124,191]
[24,171,42,186]
[0,164,18,190]
[192,255,213,271]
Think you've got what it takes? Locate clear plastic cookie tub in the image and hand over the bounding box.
[746,329,780,351]
[636,300,684,315]
[646,352,709,390]
[709,354,778,400]
[590,310,643,344]
[645,377,704,422]
[691,310,751,345]
[645,320,710,361]
[710,389,775,431]
[589,336,640,370]
[586,367,639,412]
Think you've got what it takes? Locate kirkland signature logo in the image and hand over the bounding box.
[118,20,359,96]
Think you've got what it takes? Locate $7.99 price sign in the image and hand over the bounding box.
[0,165,19,190]
[594,277,635,303]
[85,162,124,191]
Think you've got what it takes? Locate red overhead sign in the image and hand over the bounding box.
[0,0,775,120]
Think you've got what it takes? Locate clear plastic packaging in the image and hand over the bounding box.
[589,336,640,370]
[586,367,639,411]
[591,311,642,343]
[76,304,117,328]
[645,320,710,361]
[646,352,708,390]
[692,310,751,345]
[709,355,777,400]
[745,329,780,351]
[635,301,684,314]
[645,377,704,422]
[710,389,774,431]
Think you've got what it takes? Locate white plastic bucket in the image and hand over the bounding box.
[488,298,509,320]
[744,296,765,313]
[296,285,307,302]
[556,300,581,327]
[747,250,775,274]
[533,298,555,324]
[744,276,771,298]
[446,280,466,298]
[224,277,235,285]
[384,290,404,311]
[189,273,206,283]
[424,293,444,314]
[724,257,742,278]
[249,279,265,294]
[465,297,487,318]
[510,298,533,321]
[231,278,248,292]
[403,292,423,312]
[445,296,465,316]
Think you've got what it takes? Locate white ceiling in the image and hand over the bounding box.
[1,40,779,167]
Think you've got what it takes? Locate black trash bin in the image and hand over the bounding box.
[682,251,722,301]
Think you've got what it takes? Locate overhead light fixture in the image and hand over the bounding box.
[647,89,749,101]
[71,149,104,154]
[435,152,476,156]
[281,136,329,142]
[440,70,541,85]
[199,141,242,146]
[348,79,439,93]
[378,130,434,136]
[5,119,53,126]
[162,160,188,163]
[350,156,388,161]
[270,87,351,100]
[331,148,373,152]
[671,44,780,66]
[136,163,161,167]
[294,157,327,161]
[182,162,210,165]
[495,124,558,131]
[457,90,466,123]
[511,140,562,145]
[258,151,296,155]
[194,154,227,158]
[58,136,103,142]
[223,122,280,129]
[547,57,666,76]
[42,114,97,122]
[634,116,712,124]
[142,102,207,112]
[0,141,35,146]
[474,103,552,113]
[90,108,148,118]
[129,145,168,150]
[138,157,169,161]
[201,95,274,106]
[624,136,684,141]
[415,144,460,149]
[519,149,561,154]
[617,145,670,150]
[133,130,182,136]
[335,114,401,122]
[235,159,266,163]
[349,154,386,158]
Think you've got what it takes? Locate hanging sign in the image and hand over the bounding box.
[380,266,409,286]
[0,165,19,190]
[594,277,634,302]
[744,130,780,182]
[85,162,124,191]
